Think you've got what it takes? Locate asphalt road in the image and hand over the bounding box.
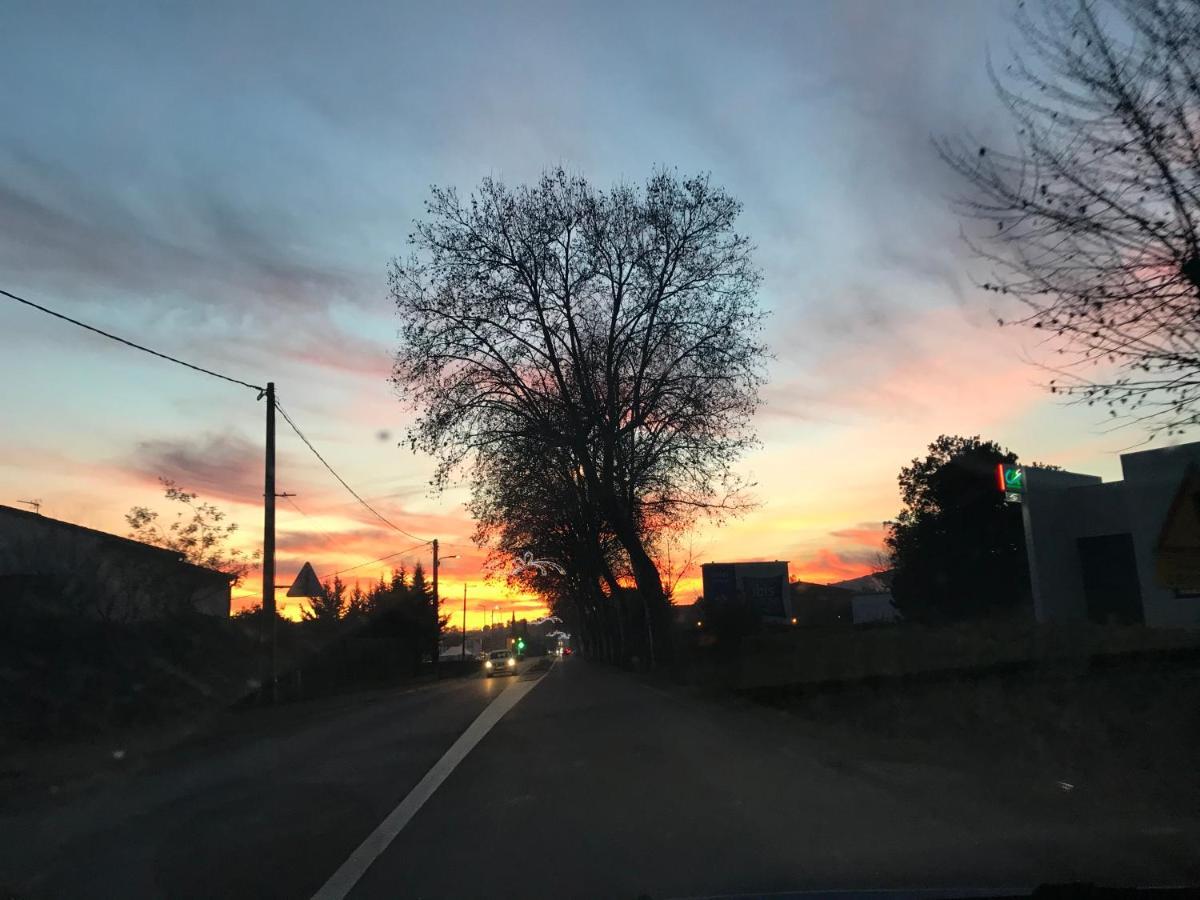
[4,658,1199,899]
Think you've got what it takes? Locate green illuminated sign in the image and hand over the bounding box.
[996,464,1025,493]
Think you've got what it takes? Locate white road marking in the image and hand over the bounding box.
[311,676,542,900]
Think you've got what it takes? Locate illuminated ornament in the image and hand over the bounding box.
[510,552,565,577]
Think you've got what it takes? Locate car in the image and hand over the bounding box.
[484,649,518,677]
[562,647,573,657]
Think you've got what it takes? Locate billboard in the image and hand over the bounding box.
[700,561,790,622]
[743,575,785,617]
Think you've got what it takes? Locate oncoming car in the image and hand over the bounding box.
[484,649,517,677]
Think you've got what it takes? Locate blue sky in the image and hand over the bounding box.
[1,0,1170,615]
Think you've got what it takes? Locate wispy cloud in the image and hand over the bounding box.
[829,522,888,550]
[130,432,264,505]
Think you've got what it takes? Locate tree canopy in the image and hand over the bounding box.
[886,435,1032,623]
[389,168,766,663]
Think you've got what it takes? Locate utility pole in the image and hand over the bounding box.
[261,381,277,703]
[430,543,459,672]
[461,584,468,661]
[431,538,439,677]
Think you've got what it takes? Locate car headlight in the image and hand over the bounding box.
[507,657,516,666]
[485,660,492,668]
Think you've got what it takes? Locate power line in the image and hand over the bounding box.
[1,288,264,391]
[318,540,432,581]
[274,398,432,543]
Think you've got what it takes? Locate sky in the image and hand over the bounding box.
[2,0,1188,622]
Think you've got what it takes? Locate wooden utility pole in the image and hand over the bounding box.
[461,583,468,661]
[261,381,277,703]
[431,538,439,676]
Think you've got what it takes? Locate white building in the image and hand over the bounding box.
[1020,442,1200,627]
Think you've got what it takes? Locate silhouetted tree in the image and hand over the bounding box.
[469,434,628,661]
[302,576,347,629]
[390,168,766,663]
[346,583,371,622]
[409,561,448,662]
[886,435,1031,623]
[126,478,259,584]
[939,0,1200,436]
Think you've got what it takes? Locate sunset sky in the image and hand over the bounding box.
[2,0,1184,623]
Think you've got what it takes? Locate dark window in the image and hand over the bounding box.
[1076,533,1144,625]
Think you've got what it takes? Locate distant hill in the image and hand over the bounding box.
[827,570,892,593]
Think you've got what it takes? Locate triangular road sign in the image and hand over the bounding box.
[287,561,324,597]
[1155,465,1200,589]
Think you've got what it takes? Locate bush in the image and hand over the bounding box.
[0,607,258,741]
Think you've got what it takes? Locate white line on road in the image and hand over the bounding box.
[311,676,542,900]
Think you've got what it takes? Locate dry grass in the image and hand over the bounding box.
[724,621,1200,689]
[679,623,1200,815]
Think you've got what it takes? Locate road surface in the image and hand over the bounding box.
[3,658,1198,898]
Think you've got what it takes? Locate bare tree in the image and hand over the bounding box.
[390,169,766,661]
[939,0,1200,435]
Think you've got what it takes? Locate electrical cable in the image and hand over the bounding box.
[1,288,264,391]
[318,540,432,580]
[274,397,432,543]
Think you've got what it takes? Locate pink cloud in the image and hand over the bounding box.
[763,305,1042,430]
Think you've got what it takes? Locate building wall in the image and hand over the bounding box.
[1021,467,1103,624]
[1120,444,1200,627]
[851,592,898,624]
[1022,444,1200,628]
[0,506,231,621]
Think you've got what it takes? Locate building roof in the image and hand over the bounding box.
[0,503,234,583]
[790,579,853,597]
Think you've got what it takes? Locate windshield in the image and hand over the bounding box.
[3,1,1199,897]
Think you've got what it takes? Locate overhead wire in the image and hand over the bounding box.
[318,540,432,580]
[3,286,438,554]
[1,288,264,391]
[274,397,432,543]
[281,494,306,517]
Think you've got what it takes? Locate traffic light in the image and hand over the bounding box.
[516,637,526,654]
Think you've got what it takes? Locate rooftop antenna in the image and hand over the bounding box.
[16,499,41,514]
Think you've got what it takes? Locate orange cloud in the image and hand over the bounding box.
[791,548,876,584]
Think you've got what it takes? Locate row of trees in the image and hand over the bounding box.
[301,564,445,650]
[389,169,767,665]
[234,563,448,684]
